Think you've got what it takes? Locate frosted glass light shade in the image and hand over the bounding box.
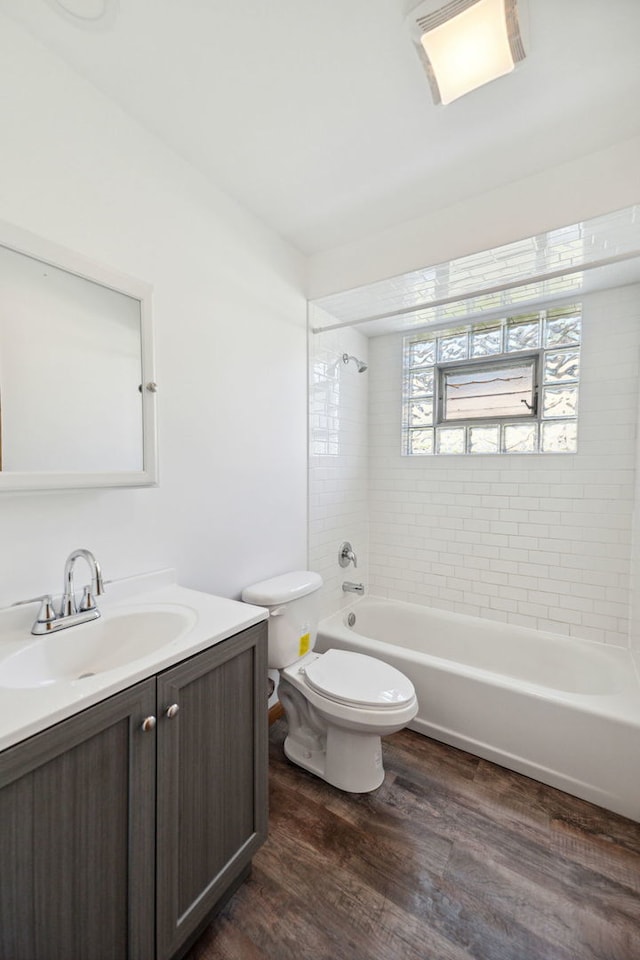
[419,0,517,104]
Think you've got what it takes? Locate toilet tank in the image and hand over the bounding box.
[242,571,323,669]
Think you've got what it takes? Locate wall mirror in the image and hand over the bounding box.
[0,221,157,491]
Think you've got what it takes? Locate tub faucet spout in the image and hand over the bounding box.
[342,581,365,596]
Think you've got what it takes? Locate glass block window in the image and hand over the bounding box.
[403,305,581,455]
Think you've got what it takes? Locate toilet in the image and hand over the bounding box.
[242,571,418,793]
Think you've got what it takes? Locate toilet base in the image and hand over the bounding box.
[277,661,417,794]
[284,727,385,793]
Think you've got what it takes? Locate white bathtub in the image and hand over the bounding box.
[316,597,640,821]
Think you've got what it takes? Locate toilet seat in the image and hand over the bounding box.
[303,649,415,709]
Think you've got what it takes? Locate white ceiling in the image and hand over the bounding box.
[2,0,640,255]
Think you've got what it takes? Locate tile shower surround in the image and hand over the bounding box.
[309,325,369,619]
[309,284,640,646]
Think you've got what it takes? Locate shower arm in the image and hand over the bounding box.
[342,353,367,373]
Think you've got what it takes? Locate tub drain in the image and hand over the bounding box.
[347,612,356,627]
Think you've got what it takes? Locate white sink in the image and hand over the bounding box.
[0,605,198,689]
[0,573,268,753]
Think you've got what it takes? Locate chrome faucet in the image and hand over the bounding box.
[342,581,365,596]
[338,541,358,568]
[31,549,105,635]
[61,548,105,616]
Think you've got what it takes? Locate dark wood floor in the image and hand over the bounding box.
[186,720,640,960]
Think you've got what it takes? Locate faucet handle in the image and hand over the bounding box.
[35,595,57,625]
[79,584,98,612]
[338,541,358,569]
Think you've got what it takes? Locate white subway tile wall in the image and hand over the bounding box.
[308,326,369,618]
[309,284,640,647]
[368,286,639,646]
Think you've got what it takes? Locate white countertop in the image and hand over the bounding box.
[0,570,268,752]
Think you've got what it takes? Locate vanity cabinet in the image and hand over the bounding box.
[155,622,268,960]
[0,621,268,960]
[0,677,157,960]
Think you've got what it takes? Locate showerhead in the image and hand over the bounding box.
[342,353,368,373]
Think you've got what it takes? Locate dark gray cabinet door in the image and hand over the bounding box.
[0,679,156,960]
[155,622,268,960]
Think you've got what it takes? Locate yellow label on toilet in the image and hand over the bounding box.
[299,633,310,657]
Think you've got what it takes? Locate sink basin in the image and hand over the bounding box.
[0,606,198,689]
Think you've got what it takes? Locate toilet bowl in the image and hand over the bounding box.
[242,571,418,793]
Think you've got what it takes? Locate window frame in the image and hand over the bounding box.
[436,351,540,427]
[402,304,581,456]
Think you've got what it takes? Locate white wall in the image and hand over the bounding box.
[372,285,640,646]
[306,130,640,650]
[309,285,640,648]
[308,323,369,618]
[307,135,640,299]
[631,369,640,657]
[0,16,308,606]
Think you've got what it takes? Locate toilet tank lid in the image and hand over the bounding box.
[242,571,323,606]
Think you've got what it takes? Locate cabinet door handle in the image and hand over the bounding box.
[141,715,157,732]
[166,703,180,719]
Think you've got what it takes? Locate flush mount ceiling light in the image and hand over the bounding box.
[406,0,525,105]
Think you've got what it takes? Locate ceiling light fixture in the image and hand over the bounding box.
[406,0,525,105]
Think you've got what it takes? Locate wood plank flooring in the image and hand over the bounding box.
[185,721,640,960]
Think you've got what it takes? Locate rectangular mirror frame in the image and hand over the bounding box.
[0,220,157,491]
